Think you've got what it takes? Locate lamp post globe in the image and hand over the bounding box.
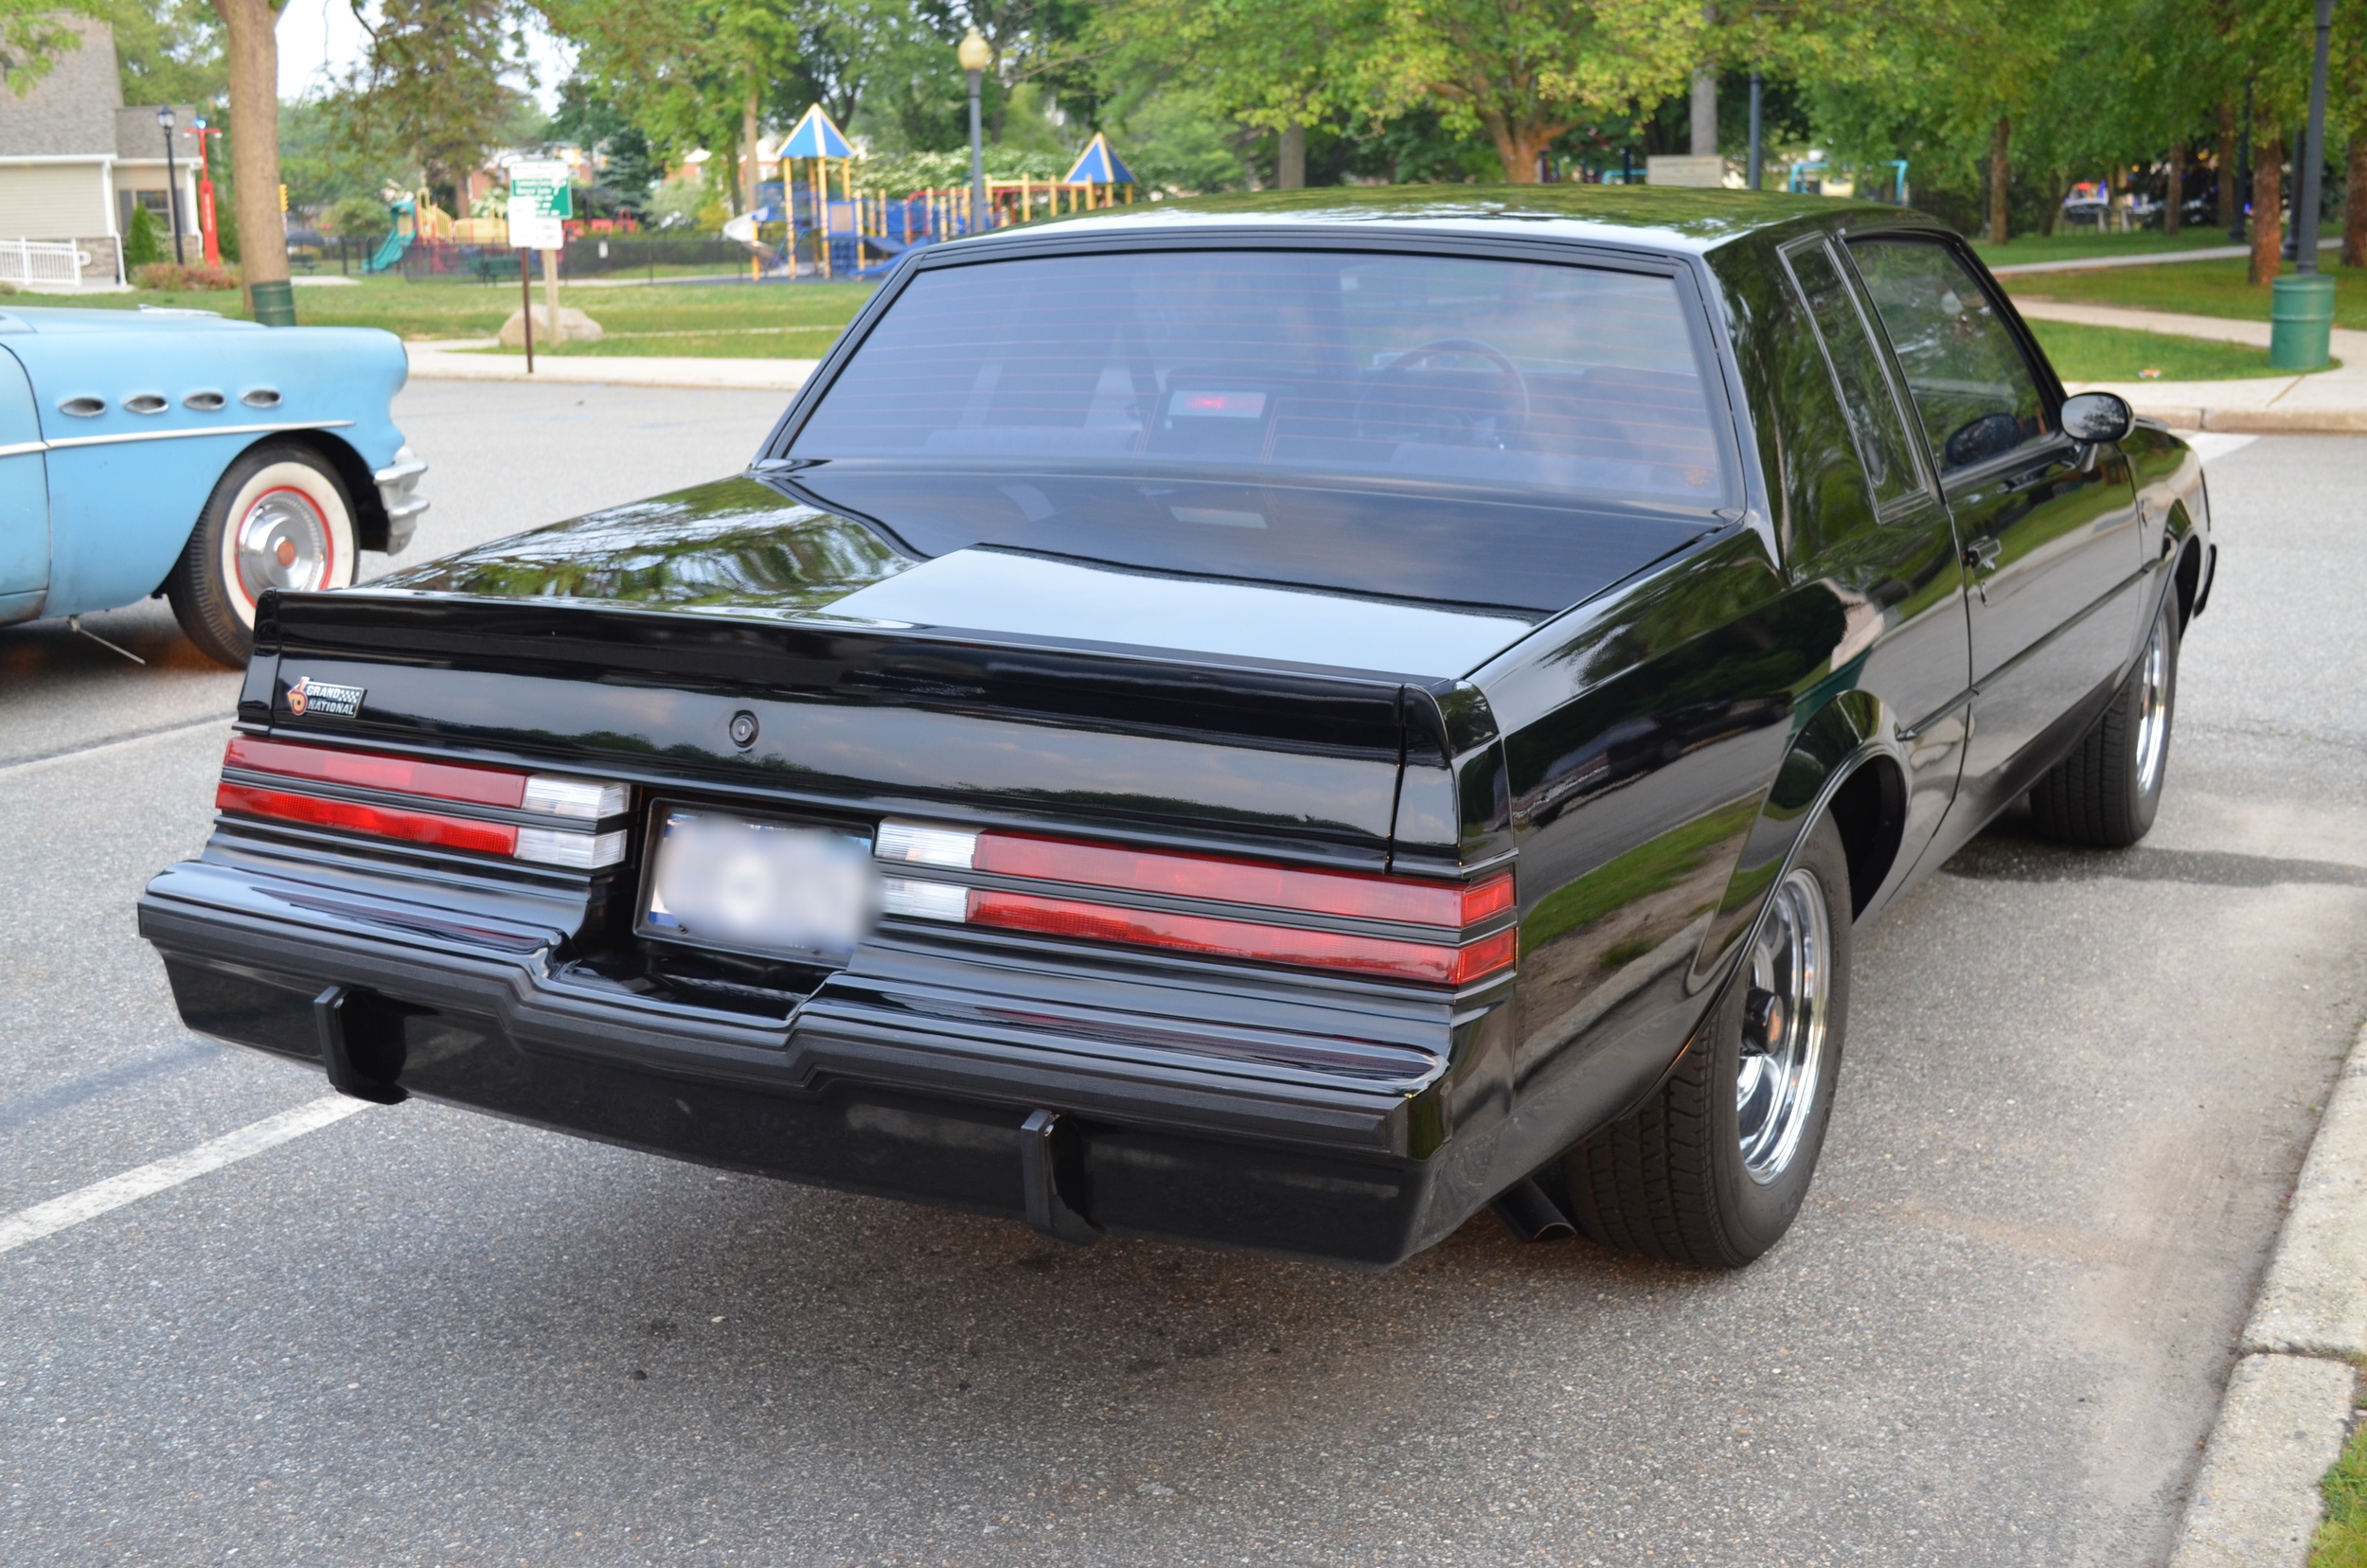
[959,27,990,235]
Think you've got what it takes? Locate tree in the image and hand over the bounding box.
[345,0,531,209]
[0,1,82,93]
[211,0,286,313]
[1362,0,1709,183]
[122,201,165,265]
[102,0,224,105]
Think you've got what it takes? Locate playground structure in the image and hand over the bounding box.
[752,109,1137,280]
[363,192,456,274]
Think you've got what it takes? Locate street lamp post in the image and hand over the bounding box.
[2269,0,2339,370]
[958,27,991,236]
[2297,0,2335,273]
[156,106,183,264]
[1747,72,1763,191]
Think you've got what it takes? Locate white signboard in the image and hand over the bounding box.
[1646,154,1728,189]
[507,159,573,251]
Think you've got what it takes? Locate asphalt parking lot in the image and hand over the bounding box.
[5,389,2364,1566]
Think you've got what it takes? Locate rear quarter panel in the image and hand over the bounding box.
[11,323,408,615]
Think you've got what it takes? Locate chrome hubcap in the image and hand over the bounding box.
[234,488,333,602]
[2133,618,2171,797]
[1736,867,1830,1184]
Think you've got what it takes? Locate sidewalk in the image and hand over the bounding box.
[2014,299,2367,434]
[404,340,818,394]
[1988,237,2339,276]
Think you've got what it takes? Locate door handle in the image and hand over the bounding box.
[1963,537,2002,573]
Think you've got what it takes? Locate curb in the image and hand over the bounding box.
[2135,408,2367,437]
[2167,1022,2367,1566]
[403,348,817,394]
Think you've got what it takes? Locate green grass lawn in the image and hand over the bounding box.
[2312,1409,2367,1567]
[1971,230,2240,267]
[40,276,880,347]
[2027,319,2306,383]
[2008,257,2367,330]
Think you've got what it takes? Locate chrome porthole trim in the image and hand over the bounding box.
[2132,616,2171,797]
[240,387,283,409]
[184,389,227,412]
[124,392,169,415]
[59,395,105,418]
[1735,864,1831,1185]
[234,487,335,601]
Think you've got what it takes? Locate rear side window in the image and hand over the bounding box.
[1779,237,1926,513]
[1847,238,2051,474]
[791,249,1733,506]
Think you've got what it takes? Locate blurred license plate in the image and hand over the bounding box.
[641,810,880,957]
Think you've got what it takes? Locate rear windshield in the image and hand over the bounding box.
[789,249,1731,506]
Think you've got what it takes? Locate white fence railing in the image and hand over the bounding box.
[0,239,102,290]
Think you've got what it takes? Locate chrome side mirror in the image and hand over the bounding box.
[2060,390,2134,445]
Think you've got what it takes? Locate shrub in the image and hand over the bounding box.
[132,260,240,292]
[122,205,164,268]
[321,195,389,240]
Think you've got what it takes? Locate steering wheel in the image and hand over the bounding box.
[1357,336,1532,444]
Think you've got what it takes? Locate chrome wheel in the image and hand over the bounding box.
[234,487,336,601]
[2132,616,2171,797]
[1736,866,1831,1184]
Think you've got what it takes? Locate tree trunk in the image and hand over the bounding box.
[1277,123,1305,189]
[1489,124,1558,184]
[211,0,284,306]
[2345,137,2367,268]
[740,80,759,216]
[2251,131,2283,284]
[1988,116,2011,243]
[2164,143,2182,235]
[2217,99,2238,231]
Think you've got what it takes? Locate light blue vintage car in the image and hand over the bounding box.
[0,304,426,666]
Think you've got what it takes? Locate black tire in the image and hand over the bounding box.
[1564,813,1853,1268]
[2027,594,2180,848]
[167,442,358,668]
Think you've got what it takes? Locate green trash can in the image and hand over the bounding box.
[247,279,298,328]
[2269,273,2335,370]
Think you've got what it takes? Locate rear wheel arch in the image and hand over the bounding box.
[2173,534,2204,630]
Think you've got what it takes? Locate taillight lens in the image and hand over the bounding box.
[216,736,630,868]
[877,821,1515,986]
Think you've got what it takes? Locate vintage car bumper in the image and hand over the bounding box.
[138,849,1488,1267]
[372,446,430,555]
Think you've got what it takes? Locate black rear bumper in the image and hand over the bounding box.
[140,855,1502,1266]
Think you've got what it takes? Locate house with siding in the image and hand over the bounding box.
[0,16,203,288]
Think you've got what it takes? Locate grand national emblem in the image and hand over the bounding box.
[285,676,365,719]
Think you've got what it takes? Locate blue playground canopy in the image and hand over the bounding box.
[1063,133,1133,186]
[782,104,853,161]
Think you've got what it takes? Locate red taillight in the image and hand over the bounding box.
[974,832,1514,929]
[215,781,519,856]
[215,737,630,868]
[878,819,1518,987]
[970,889,1483,984]
[223,736,526,809]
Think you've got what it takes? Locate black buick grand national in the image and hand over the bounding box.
[140,188,2214,1269]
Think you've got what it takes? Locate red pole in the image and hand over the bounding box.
[195,125,222,265]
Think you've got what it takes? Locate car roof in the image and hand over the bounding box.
[941,185,1942,258]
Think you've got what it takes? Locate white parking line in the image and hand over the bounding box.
[0,1096,371,1256]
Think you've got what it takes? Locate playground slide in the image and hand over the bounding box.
[363,228,412,275]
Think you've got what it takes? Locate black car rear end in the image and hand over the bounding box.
[141,588,1526,1265]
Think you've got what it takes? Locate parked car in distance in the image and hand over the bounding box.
[140,188,2212,1270]
[0,305,426,666]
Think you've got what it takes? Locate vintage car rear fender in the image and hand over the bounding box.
[4,323,408,615]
